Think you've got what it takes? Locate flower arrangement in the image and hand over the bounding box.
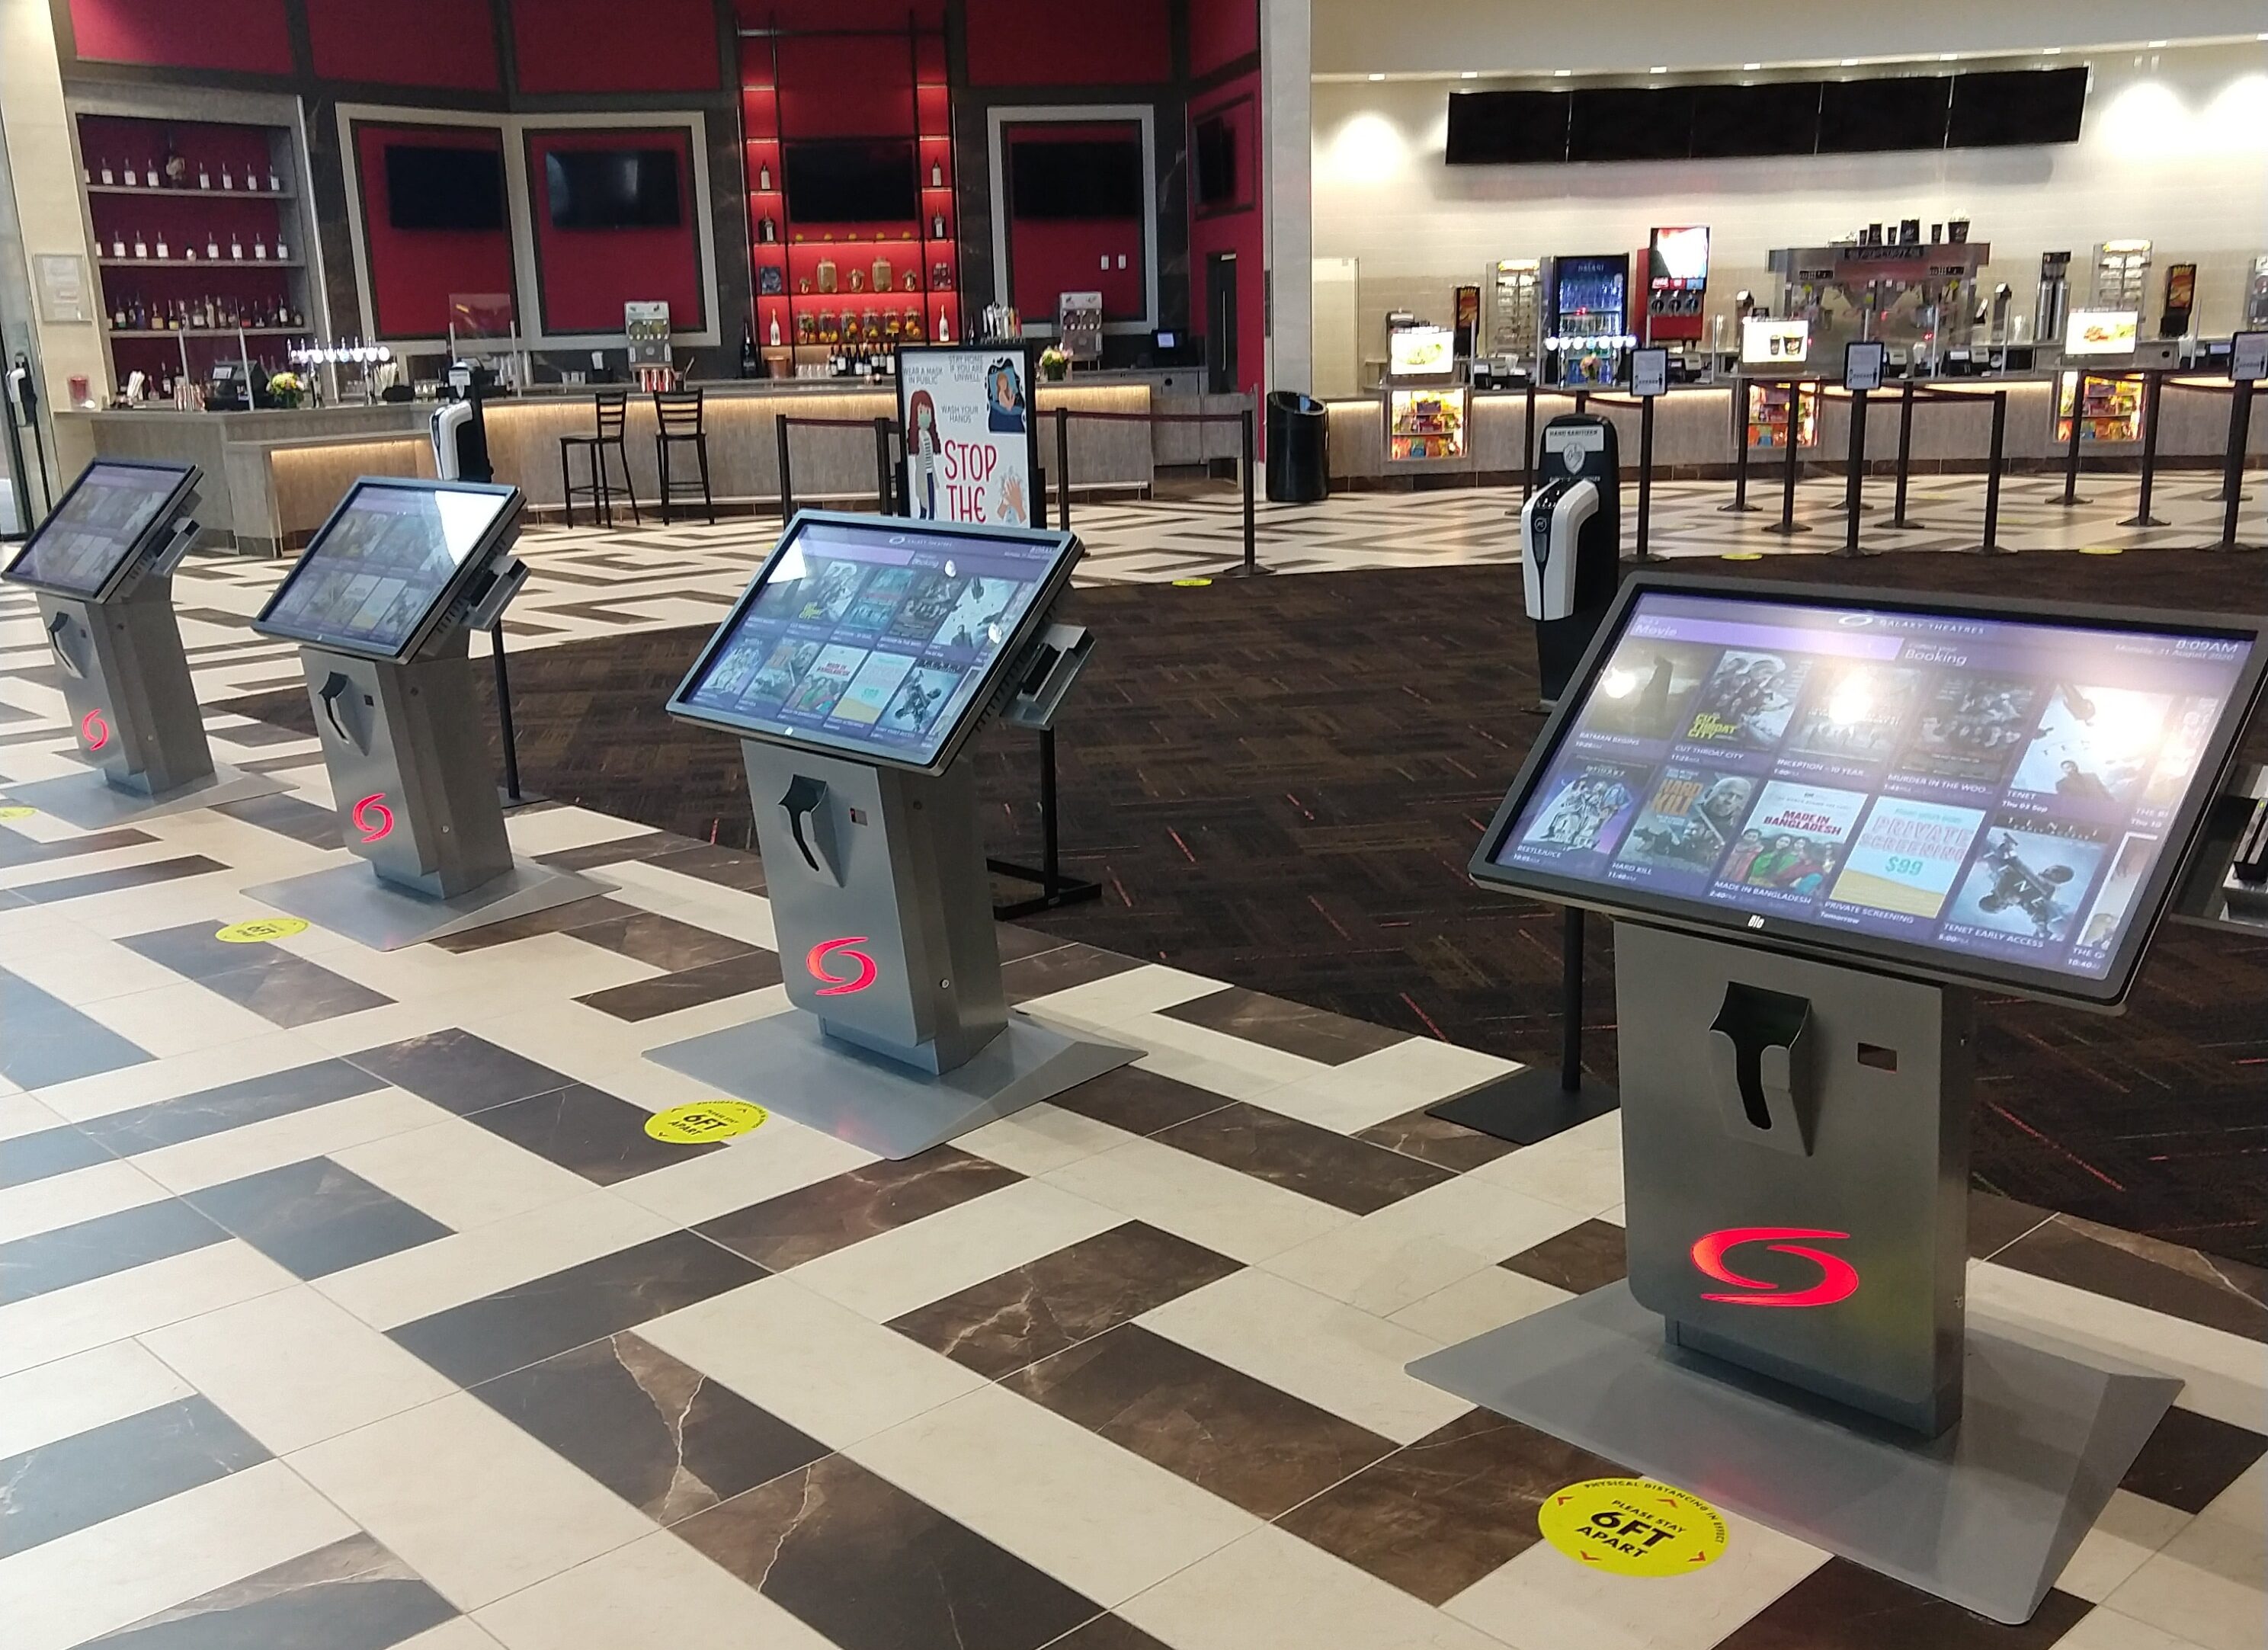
[266,370,304,408]
[1038,344,1068,382]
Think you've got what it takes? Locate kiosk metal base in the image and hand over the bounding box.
[1408,1282,2180,1626]
[646,1010,1139,1160]
[1426,1065,1618,1145]
[3,763,282,829]
[242,860,610,952]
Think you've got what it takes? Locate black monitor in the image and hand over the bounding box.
[1471,573,2268,1010]
[669,511,1081,776]
[386,144,508,232]
[252,479,522,664]
[3,459,197,601]
[544,149,682,229]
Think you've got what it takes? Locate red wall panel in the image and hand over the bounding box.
[742,0,942,26]
[353,123,515,339]
[1190,73,1264,402]
[307,0,499,91]
[775,37,915,137]
[964,0,1170,87]
[1188,0,1259,78]
[68,0,293,74]
[527,129,703,335]
[1004,123,1145,322]
[510,0,719,95]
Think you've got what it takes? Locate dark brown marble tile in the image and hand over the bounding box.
[474,1331,826,1523]
[1968,1190,2055,1261]
[1501,1219,1626,1295]
[889,1221,1241,1379]
[389,1230,764,1386]
[17,855,228,904]
[468,1082,705,1184]
[0,1394,267,1553]
[574,950,786,1022]
[0,825,155,868]
[1001,941,1145,1004]
[1712,1560,2090,1648]
[80,1060,385,1154]
[677,1453,1100,1650]
[566,908,754,972]
[995,922,1072,963]
[698,1145,1022,1270]
[0,1197,228,1302]
[344,1028,573,1118]
[0,1123,113,1189]
[428,895,645,953]
[1275,1408,1625,1604]
[1990,1212,2266,1343]
[211,792,344,850]
[1355,1104,1520,1172]
[0,963,152,1090]
[1042,1616,1173,1650]
[1049,1064,1233,1137]
[1161,985,1410,1065]
[535,831,676,871]
[184,1158,450,1279]
[1154,1101,1453,1216]
[119,923,392,1027]
[647,841,768,893]
[203,715,309,748]
[82,1532,456,1648]
[1005,1322,1394,1518]
[2119,1403,2268,1514]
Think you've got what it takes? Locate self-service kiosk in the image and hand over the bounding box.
[243,477,604,949]
[643,510,1134,1158]
[429,362,494,484]
[2,459,280,825]
[1417,572,2268,1624]
[1521,413,1619,705]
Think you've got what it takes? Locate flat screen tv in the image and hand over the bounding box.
[544,149,682,229]
[783,141,917,224]
[1445,91,1571,165]
[1947,67,2087,148]
[1689,82,1820,159]
[385,144,506,232]
[1818,76,1952,154]
[1009,140,1144,220]
[1194,115,1238,209]
[1569,86,1694,163]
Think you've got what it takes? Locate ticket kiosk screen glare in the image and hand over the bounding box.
[259,484,511,655]
[1494,590,2254,982]
[5,463,184,596]
[681,521,1069,765]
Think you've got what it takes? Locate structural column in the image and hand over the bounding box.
[1260,0,1311,396]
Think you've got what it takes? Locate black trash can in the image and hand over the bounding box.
[1265,390,1329,503]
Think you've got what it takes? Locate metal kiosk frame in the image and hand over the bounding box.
[1411,571,2268,1625]
[242,477,607,950]
[644,510,1135,1159]
[2,459,280,825]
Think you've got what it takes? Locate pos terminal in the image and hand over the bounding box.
[644,511,1133,1158]
[242,478,605,949]
[1414,572,2268,1624]
[2,458,280,825]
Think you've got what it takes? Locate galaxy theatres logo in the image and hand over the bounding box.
[80,708,111,751]
[806,935,877,996]
[351,793,395,844]
[1690,1226,1858,1308]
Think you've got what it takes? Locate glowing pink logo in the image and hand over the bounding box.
[807,935,877,996]
[351,792,395,844]
[81,709,111,751]
[1691,1226,1859,1309]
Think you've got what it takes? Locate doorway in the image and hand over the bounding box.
[1205,251,1238,394]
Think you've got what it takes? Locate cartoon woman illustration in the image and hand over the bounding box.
[986,358,1025,433]
[908,389,939,518]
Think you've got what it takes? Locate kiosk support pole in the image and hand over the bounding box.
[1423,904,1618,1146]
[490,623,540,809]
[1888,378,1923,530]
[2121,370,2167,528]
[873,417,894,513]
[2220,383,2257,548]
[1765,383,1808,535]
[1721,383,1759,513]
[1521,386,1537,502]
[987,728,1103,919]
[1975,391,2010,554]
[1840,387,1869,556]
[1634,396,1657,561]
[2058,370,2088,506]
[1055,407,1072,530]
[774,414,796,522]
[1236,405,1261,575]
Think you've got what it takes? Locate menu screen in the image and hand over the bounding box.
[676,517,1074,767]
[5,462,189,597]
[1491,588,2256,985]
[257,482,513,658]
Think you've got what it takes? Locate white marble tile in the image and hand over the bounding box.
[290,1391,656,1612]
[1470,1110,1626,1218]
[502,806,660,858]
[0,1338,197,1459]
[33,1029,334,1123]
[0,1091,64,1142]
[394,1619,511,1650]
[0,1458,356,1650]
[1139,1267,1471,1444]
[474,1528,840,1650]
[0,838,188,892]
[2104,1507,2266,1650]
[0,1238,296,1378]
[1041,1132,1354,1264]
[1018,961,1228,1026]
[76,979,280,1059]
[596,860,777,950]
[132,1087,442,1195]
[1261,1175,1589,1317]
[0,1153,171,1243]
[604,1120,874,1229]
[2201,1457,2265,1536]
[955,1100,1139,1177]
[142,1282,457,1454]
[1253,1040,1523,1135]
[330,1114,596,1233]
[637,1274,985,1447]
[1389,1263,1578,1346]
[2049,1604,2215,1650]
[1106,1008,1334,1090]
[2058,1490,2194,1603]
[0,929,182,1004]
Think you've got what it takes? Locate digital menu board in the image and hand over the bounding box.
[254,480,519,662]
[1478,578,2266,1005]
[3,460,195,599]
[671,512,1078,773]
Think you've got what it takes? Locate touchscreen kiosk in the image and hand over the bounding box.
[1411,572,2268,1626]
[2,459,280,825]
[645,511,1132,1158]
[241,478,605,950]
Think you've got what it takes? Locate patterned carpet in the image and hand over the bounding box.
[226,546,2268,1268]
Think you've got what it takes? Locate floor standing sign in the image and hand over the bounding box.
[896,343,1041,528]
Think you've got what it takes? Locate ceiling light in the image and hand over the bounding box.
[1742,62,1762,71]
[2043,46,2062,55]
[1368,72,1385,82]
[1553,69,1571,78]
[1461,70,1477,78]
[2147,39,2167,48]
[1840,57,1857,66]
[1940,52,1959,61]
[1649,66,1667,75]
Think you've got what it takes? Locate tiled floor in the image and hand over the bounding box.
[0,732,2261,1643]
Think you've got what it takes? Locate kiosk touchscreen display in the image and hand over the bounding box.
[255,481,514,660]
[1484,584,2263,998]
[675,516,1075,770]
[4,461,193,598]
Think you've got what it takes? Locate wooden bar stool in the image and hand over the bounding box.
[652,389,716,525]
[558,391,639,528]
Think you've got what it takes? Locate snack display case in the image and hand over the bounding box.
[1744,381,1818,450]
[2092,240,2150,311]
[1488,258,1542,368]
[1385,383,1469,466]
[2055,371,2144,444]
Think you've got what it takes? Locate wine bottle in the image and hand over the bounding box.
[111,229,126,258]
[143,159,159,188]
[229,234,243,261]
[207,230,219,261]
[99,159,115,186]
[133,228,148,259]
[154,230,168,260]
[274,230,288,259]
[758,160,771,191]
[220,165,234,191]
[267,163,280,192]
[740,326,758,376]
[252,233,267,261]
[767,313,781,348]
[197,162,210,190]
[930,159,943,187]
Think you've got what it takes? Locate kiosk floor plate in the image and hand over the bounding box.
[1408,1280,2179,1626]
[645,1011,1140,1160]
[5,764,284,830]
[242,860,611,952]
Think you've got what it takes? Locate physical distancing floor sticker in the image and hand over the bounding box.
[1536,1478,1729,1576]
[645,1100,769,1143]
[216,917,312,944]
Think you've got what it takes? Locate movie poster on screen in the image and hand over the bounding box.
[1576,640,1717,746]
[1892,671,2040,789]
[1613,767,1754,887]
[1682,649,1812,751]
[1828,796,1988,919]
[1716,781,1866,905]
[1944,816,2109,947]
[1507,760,1650,871]
[2009,683,2170,810]
[1785,662,1923,766]
[897,344,1040,527]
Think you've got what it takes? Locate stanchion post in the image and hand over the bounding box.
[2223,379,2258,549]
[1764,380,1809,535]
[873,415,893,514]
[1722,380,1758,513]
[1841,386,1868,556]
[1241,404,1257,573]
[490,623,540,809]
[1976,390,2009,554]
[1422,903,1618,1145]
[1522,384,1537,501]
[1635,395,1657,560]
[2058,369,2088,506]
[1054,405,1072,530]
[1574,389,1590,416]
[2121,370,2167,528]
[1889,377,1922,529]
[774,413,796,522]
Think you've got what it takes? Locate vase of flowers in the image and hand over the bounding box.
[1039,344,1068,383]
[266,370,304,409]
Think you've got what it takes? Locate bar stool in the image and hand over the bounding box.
[652,389,716,525]
[558,392,639,529]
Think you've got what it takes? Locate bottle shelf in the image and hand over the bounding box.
[87,182,295,201]
[107,327,303,338]
[98,257,303,269]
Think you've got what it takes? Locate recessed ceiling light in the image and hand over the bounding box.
[1648,66,1667,75]
[1840,57,1857,66]
[1940,52,1959,61]
[2043,46,2062,54]
[1742,62,1762,71]
[1553,69,1571,78]
[1461,70,1477,78]
[2147,39,2167,47]
[1367,72,1385,82]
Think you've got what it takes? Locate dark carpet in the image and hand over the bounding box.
[225,548,2268,1267]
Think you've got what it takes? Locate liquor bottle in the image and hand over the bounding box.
[252,233,267,261]
[931,212,946,240]
[132,227,149,259]
[267,162,281,192]
[221,165,235,191]
[111,228,126,259]
[164,139,187,189]
[936,306,950,343]
[143,158,159,188]
[930,158,943,187]
[99,158,115,185]
[758,160,771,191]
[197,161,210,190]
[740,326,758,376]
[767,312,781,348]
[111,294,127,328]
[274,229,288,259]
[207,229,220,261]
[289,303,303,327]
[154,230,168,261]
[230,234,243,261]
